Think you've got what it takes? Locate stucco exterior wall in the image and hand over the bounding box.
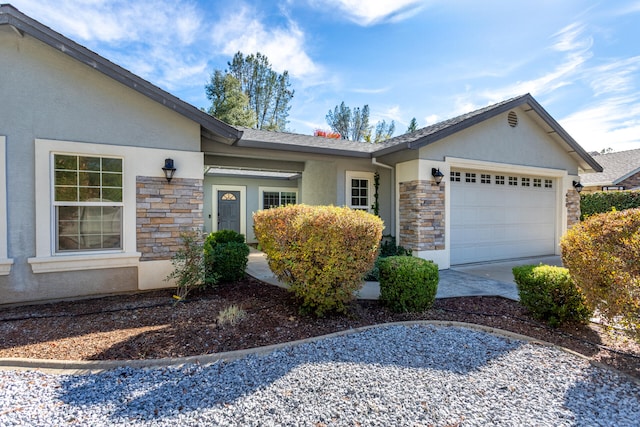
[0,28,204,304]
[204,175,300,242]
[420,108,579,174]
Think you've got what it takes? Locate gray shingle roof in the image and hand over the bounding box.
[580,148,640,186]
[234,94,602,173]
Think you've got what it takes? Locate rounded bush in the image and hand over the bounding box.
[204,230,250,283]
[512,264,592,327]
[378,256,438,313]
[253,204,384,317]
[561,208,640,339]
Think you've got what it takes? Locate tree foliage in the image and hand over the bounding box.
[371,119,395,143]
[205,70,256,127]
[406,117,418,133]
[326,102,371,141]
[206,52,294,131]
[561,209,640,341]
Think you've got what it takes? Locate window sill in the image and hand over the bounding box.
[28,252,141,274]
[0,258,13,275]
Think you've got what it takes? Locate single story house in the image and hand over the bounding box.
[0,4,601,305]
[580,148,640,193]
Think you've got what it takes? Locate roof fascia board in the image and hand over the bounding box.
[236,139,372,158]
[0,5,240,142]
[523,96,603,173]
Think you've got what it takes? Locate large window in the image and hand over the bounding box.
[53,154,123,252]
[260,187,297,209]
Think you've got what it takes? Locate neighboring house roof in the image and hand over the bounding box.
[237,94,602,172]
[0,4,241,144]
[580,148,640,187]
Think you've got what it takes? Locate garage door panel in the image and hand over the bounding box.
[451,170,557,265]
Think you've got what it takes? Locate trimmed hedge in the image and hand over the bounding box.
[379,256,438,313]
[204,230,250,283]
[561,208,640,340]
[513,264,592,327]
[253,204,384,317]
[581,190,640,219]
[364,237,412,281]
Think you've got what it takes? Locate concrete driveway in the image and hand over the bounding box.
[246,248,563,302]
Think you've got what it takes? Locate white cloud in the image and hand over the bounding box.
[589,56,640,96]
[12,0,206,90]
[560,95,640,152]
[308,0,427,26]
[210,5,321,82]
[351,86,392,94]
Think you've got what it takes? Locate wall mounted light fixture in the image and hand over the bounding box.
[572,180,583,193]
[162,158,176,183]
[431,168,444,184]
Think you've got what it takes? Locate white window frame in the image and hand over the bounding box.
[346,171,374,211]
[259,186,298,210]
[0,136,13,275]
[52,153,124,254]
[29,139,141,273]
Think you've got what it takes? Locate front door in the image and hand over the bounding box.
[218,191,240,233]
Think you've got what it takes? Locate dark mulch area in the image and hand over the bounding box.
[0,277,638,379]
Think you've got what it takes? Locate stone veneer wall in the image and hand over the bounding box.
[136,176,204,261]
[399,180,445,251]
[566,188,581,228]
[619,172,640,190]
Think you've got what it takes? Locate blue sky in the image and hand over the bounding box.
[11,0,640,152]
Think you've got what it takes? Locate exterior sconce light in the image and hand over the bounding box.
[572,180,583,193]
[162,158,176,183]
[573,181,584,193]
[431,168,444,184]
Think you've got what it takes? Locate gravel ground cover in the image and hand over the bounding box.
[1,325,638,426]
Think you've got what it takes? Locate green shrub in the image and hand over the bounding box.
[166,231,218,301]
[513,264,592,327]
[561,208,640,340]
[364,237,413,281]
[253,204,384,317]
[204,230,250,283]
[206,229,246,244]
[378,256,438,313]
[580,190,640,220]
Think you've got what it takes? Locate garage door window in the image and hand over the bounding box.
[509,176,518,186]
[450,171,461,182]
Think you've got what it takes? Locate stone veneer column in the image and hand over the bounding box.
[399,180,445,252]
[566,188,581,228]
[136,176,204,261]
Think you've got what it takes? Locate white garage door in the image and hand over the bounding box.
[450,170,557,265]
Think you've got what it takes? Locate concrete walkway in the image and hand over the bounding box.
[246,249,563,301]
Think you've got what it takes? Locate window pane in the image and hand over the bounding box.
[79,156,101,171]
[102,188,122,202]
[55,171,77,186]
[55,186,77,202]
[263,192,279,209]
[79,171,101,187]
[102,157,122,172]
[57,206,122,251]
[79,187,100,201]
[281,192,296,205]
[102,173,122,187]
[54,154,77,170]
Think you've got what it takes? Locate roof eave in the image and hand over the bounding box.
[236,139,372,158]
